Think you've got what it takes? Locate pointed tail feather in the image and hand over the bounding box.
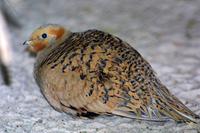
[187,120,200,132]
[111,110,171,122]
[150,83,200,125]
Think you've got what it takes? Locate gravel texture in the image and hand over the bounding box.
[0,0,200,132]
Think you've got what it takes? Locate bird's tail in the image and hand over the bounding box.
[151,82,200,130]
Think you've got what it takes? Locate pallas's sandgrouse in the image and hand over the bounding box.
[24,24,199,126]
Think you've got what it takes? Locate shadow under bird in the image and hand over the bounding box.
[23,24,200,130]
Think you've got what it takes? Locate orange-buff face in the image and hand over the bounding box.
[24,24,70,53]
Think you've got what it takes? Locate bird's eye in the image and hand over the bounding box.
[41,33,47,39]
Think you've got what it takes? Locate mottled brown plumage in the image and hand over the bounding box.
[24,24,199,126]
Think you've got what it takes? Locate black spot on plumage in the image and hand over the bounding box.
[114,57,123,64]
[71,66,77,71]
[88,88,94,96]
[62,64,69,73]
[130,79,136,84]
[99,71,105,81]
[102,88,109,104]
[50,64,58,69]
[99,59,107,68]
[68,52,78,59]
[80,73,86,80]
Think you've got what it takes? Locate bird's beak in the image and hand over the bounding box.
[23,40,33,45]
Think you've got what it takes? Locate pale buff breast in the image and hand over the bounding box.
[35,62,111,113]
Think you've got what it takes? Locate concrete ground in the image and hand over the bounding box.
[0,0,200,132]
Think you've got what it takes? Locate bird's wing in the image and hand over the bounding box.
[39,30,199,122]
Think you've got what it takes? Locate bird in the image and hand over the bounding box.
[23,24,200,127]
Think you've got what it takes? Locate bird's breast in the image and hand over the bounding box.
[34,62,93,108]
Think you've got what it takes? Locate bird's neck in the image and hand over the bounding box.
[56,30,72,46]
[35,44,56,66]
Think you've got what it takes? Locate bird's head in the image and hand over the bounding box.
[23,24,71,53]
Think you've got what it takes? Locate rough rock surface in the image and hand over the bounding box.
[0,0,200,132]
